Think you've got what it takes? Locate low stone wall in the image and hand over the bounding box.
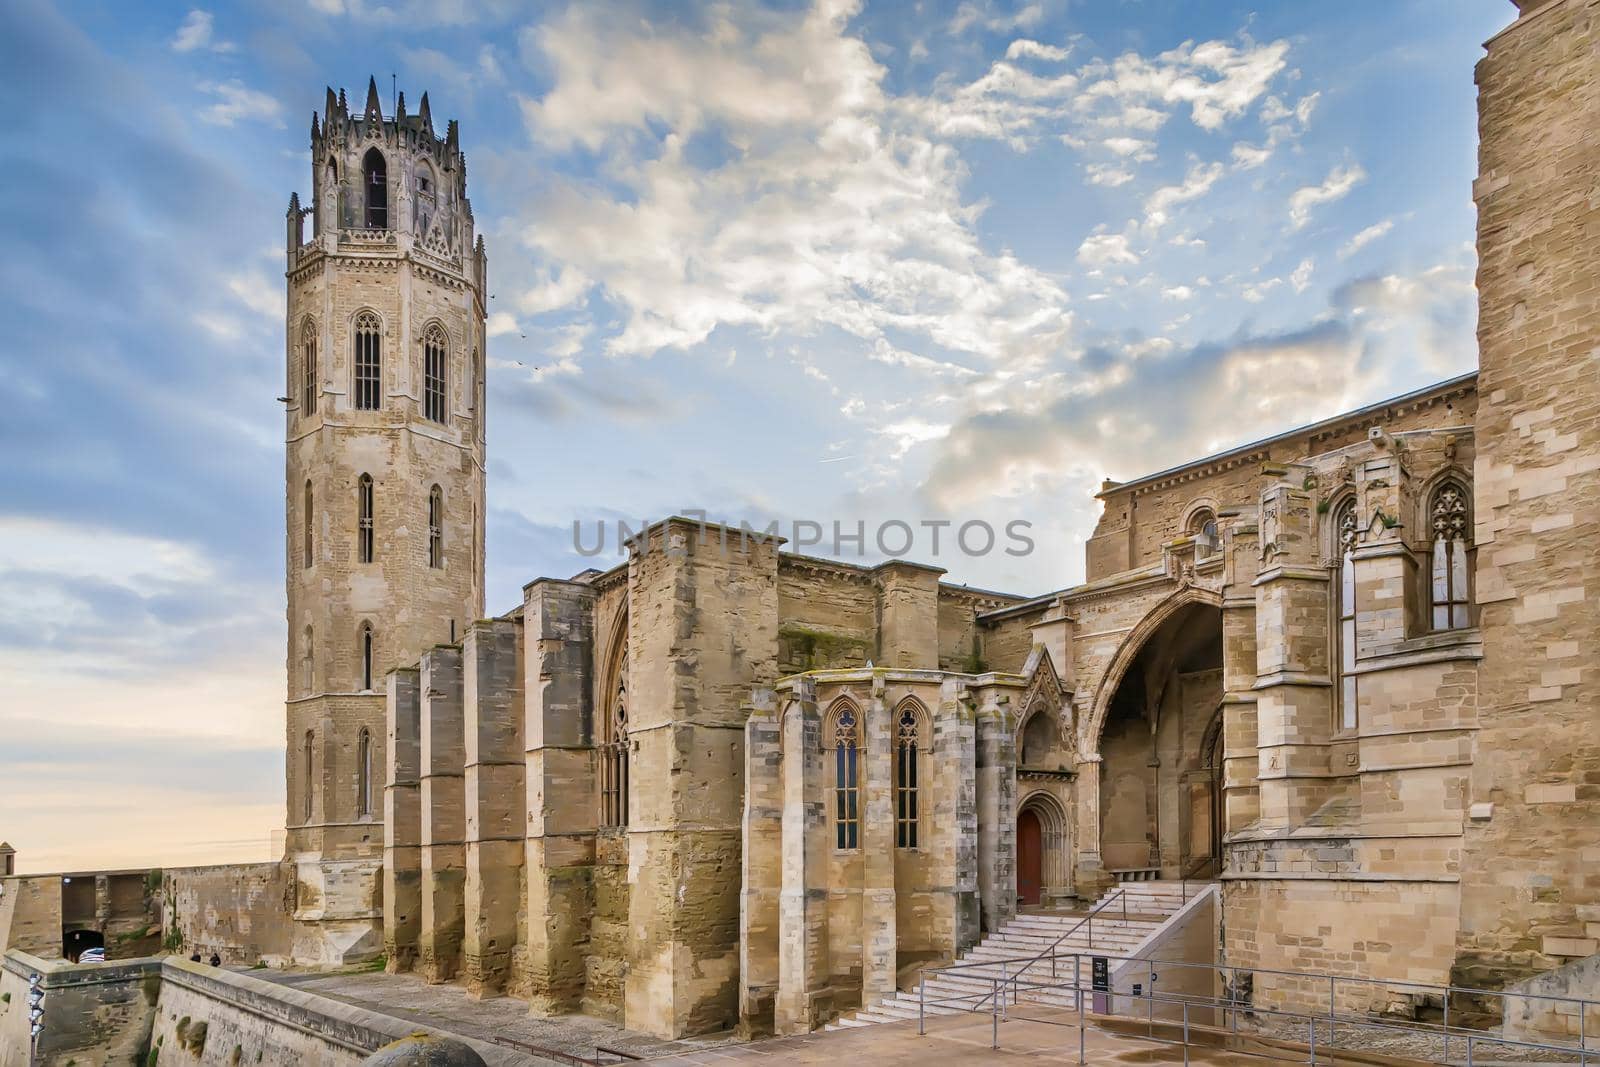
[1498,950,1600,1048]
[2,949,542,1066]
[161,862,296,967]
[1109,887,1219,1025]
[0,949,161,1067]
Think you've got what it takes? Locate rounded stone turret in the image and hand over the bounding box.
[362,1033,487,1067]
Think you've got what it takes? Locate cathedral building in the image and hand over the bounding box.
[281,0,1599,1041]
[4,0,1572,1051]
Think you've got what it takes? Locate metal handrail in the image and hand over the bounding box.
[965,888,1129,1013]
[917,947,1598,1066]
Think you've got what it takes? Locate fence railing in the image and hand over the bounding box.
[915,948,1596,1065]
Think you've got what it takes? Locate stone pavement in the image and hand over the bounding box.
[645,1007,1431,1065]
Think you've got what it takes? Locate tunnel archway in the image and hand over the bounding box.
[1093,598,1224,879]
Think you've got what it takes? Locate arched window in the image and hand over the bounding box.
[353,311,382,411]
[470,349,480,416]
[1333,498,1359,732]
[363,148,387,229]
[427,485,444,569]
[470,502,478,581]
[301,318,318,415]
[302,729,315,822]
[423,324,447,424]
[1430,480,1471,630]
[832,703,860,850]
[895,702,924,849]
[358,474,375,563]
[360,622,375,692]
[303,480,314,569]
[302,625,314,694]
[356,727,373,818]
[1189,508,1219,560]
[600,635,629,827]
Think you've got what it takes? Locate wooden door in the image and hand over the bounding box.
[1017,809,1043,905]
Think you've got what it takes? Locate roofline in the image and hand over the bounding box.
[1096,371,1478,499]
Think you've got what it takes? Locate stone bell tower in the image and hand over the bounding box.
[283,78,486,964]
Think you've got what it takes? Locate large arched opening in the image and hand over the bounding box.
[1095,599,1224,879]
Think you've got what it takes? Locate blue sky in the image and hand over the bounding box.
[0,0,1508,872]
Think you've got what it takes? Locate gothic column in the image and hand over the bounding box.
[860,675,897,1007]
[739,688,784,1036]
[419,644,465,983]
[946,677,982,950]
[384,666,422,971]
[462,619,523,997]
[1219,509,1261,838]
[975,687,1016,931]
[522,578,596,1015]
[776,678,830,1036]
[1253,466,1333,830]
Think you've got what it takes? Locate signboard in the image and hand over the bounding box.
[1091,955,1109,1014]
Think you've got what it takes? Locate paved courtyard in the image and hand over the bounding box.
[644,1007,1432,1066]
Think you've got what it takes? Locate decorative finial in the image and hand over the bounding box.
[395,91,407,123]
[310,111,321,142]
[418,91,434,136]
[337,87,347,112]
[446,118,459,154]
[364,76,383,123]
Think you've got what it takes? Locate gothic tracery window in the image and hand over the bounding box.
[363,148,387,229]
[833,704,860,850]
[895,703,922,849]
[1190,508,1219,560]
[356,727,373,818]
[360,622,375,692]
[354,311,382,411]
[601,637,629,828]
[301,318,318,415]
[1334,499,1359,732]
[423,324,447,424]
[303,480,315,569]
[358,474,375,563]
[303,729,315,822]
[427,485,444,569]
[1430,480,1471,630]
[302,625,314,694]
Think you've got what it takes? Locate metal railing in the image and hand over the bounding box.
[967,889,1129,1013]
[915,947,1597,1065]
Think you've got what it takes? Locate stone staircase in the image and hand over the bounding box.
[824,882,1205,1031]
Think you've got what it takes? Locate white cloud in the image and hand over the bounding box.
[1289,162,1366,229]
[1077,38,1289,132]
[517,1,1073,367]
[1290,257,1315,293]
[1077,232,1139,267]
[950,1,1044,36]
[1242,277,1283,302]
[225,273,279,318]
[1006,39,1072,62]
[1162,285,1194,300]
[517,267,592,315]
[171,9,233,53]
[1086,163,1135,187]
[1339,218,1394,258]
[1103,136,1154,158]
[1231,141,1271,169]
[197,80,284,127]
[486,311,520,337]
[1143,161,1224,230]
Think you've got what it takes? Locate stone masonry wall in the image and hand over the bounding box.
[1457,0,1600,999]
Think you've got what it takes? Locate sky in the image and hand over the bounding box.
[0,0,1510,874]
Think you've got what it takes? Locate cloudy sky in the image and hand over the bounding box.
[0,0,1507,873]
